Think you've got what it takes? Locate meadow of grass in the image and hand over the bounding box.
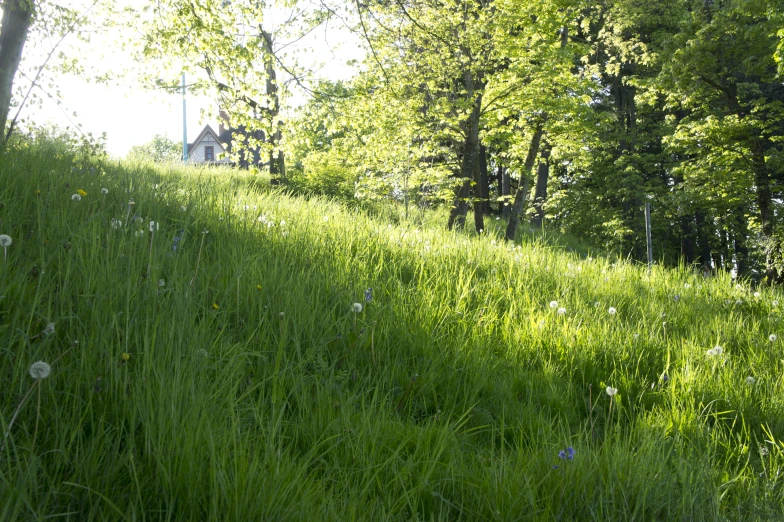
[1,141,784,520]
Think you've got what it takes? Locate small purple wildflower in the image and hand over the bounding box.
[172,230,183,252]
[365,288,373,302]
[558,447,575,460]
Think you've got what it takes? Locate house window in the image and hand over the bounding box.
[205,146,214,161]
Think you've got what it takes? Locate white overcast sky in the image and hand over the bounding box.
[15,2,363,157]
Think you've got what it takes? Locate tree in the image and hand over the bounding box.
[0,0,35,142]
[126,134,181,163]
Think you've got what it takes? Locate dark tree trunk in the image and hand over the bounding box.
[448,179,471,229]
[681,214,695,264]
[505,121,545,241]
[0,0,34,142]
[501,166,511,220]
[262,29,285,184]
[447,80,483,231]
[695,211,713,270]
[478,144,490,216]
[472,147,485,233]
[734,209,750,278]
[531,144,551,228]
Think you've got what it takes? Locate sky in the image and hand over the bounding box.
[16,2,364,158]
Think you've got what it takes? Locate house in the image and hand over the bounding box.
[188,111,264,168]
[187,124,230,165]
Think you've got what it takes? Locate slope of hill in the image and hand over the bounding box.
[1,142,783,520]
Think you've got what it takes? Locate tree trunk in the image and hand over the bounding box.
[472,144,485,233]
[448,178,471,229]
[447,82,483,231]
[504,121,545,242]
[501,166,510,220]
[478,144,490,216]
[262,29,285,184]
[694,211,713,270]
[0,0,34,142]
[531,143,551,228]
[680,214,695,264]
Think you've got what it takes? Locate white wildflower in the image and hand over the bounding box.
[606,386,618,397]
[42,322,55,337]
[29,361,51,380]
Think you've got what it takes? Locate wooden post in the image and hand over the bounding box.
[645,202,653,271]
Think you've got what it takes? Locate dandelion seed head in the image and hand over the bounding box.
[773,300,779,307]
[754,292,761,298]
[0,234,11,247]
[42,322,55,337]
[549,301,558,309]
[29,361,51,380]
[352,303,363,313]
[606,386,618,397]
[770,334,777,342]
[557,307,566,315]
[608,307,617,315]
[101,188,108,194]
[746,376,756,385]
[684,283,690,289]
[71,194,81,201]
[158,279,165,287]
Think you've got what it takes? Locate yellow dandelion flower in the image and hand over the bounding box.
[121,353,130,362]
[77,189,87,197]
[256,285,262,291]
[212,303,219,310]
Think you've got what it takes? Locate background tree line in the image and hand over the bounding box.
[287,0,784,282]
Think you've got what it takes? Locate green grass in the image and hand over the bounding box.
[1,141,784,520]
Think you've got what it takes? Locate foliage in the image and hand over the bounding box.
[126,133,182,163]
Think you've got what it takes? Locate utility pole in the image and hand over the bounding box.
[182,72,188,163]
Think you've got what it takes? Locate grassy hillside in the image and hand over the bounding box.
[1,142,783,520]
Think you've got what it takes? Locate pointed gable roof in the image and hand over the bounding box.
[188,124,225,151]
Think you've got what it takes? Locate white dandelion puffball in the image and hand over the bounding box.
[770,334,777,342]
[557,307,566,315]
[158,279,166,287]
[608,307,617,315]
[352,303,363,313]
[42,322,55,337]
[754,291,761,298]
[324,216,329,222]
[71,194,81,201]
[746,376,756,385]
[0,234,11,247]
[735,284,743,290]
[606,386,618,397]
[101,188,109,194]
[549,301,558,309]
[774,300,779,307]
[29,361,51,380]
[149,221,159,232]
[684,283,690,289]
[707,345,724,356]
[594,302,600,308]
